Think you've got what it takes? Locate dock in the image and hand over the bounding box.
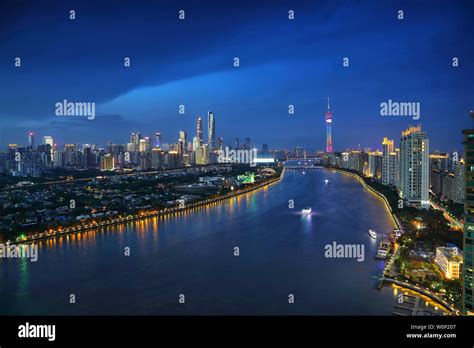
[392,294,420,316]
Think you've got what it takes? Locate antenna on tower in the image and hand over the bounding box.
[327,97,330,111]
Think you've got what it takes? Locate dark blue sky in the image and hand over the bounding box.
[0,0,473,152]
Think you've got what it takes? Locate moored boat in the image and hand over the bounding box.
[369,229,377,239]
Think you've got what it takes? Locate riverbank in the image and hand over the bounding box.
[326,166,459,315]
[382,277,459,314]
[14,169,284,245]
[1,166,407,316]
[326,167,401,230]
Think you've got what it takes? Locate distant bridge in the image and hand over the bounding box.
[283,158,323,169]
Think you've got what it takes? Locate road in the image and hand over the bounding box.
[429,200,463,230]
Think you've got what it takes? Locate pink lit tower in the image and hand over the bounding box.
[325,97,333,153]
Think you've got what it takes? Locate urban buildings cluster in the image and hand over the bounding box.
[326,125,464,210]
[0,103,472,316]
[323,111,473,315]
[0,112,274,176]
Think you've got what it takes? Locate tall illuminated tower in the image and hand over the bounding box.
[196,116,203,146]
[28,131,35,148]
[325,98,333,153]
[207,111,215,150]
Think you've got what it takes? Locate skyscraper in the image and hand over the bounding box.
[399,125,429,209]
[42,136,54,147]
[197,117,203,146]
[41,136,54,161]
[462,111,474,315]
[325,98,333,153]
[130,132,142,152]
[382,137,394,185]
[392,148,400,188]
[195,144,209,165]
[100,154,115,171]
[192,136,199,152]
[154,132,161,148]
[179,131,187,145]
[139,138,149,152]
[367,150,382,179]
[151,148,164,169]
[452,160,465,204]
[207,111,215,150]
[178,131,187,157]
[28,132,35,148]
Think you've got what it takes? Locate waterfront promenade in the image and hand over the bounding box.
[13,169,284,245]
[326,166,459,315]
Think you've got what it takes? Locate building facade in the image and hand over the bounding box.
[462,112,474,314]
[382,137,394,185]
[399,126,429,209]
[435,246,463,280]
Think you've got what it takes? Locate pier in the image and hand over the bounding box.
[392,294,421,316]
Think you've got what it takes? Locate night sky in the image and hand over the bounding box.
[0,0,473,152]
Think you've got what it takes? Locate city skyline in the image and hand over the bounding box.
[0,0,474,342]
[6,103,467,188]
[4,118,466,156]
[1,105,472,155]
[1,1,473,340]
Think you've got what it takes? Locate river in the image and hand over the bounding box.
[0,168,404,315]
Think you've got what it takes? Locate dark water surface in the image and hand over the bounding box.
[0,168,401,315]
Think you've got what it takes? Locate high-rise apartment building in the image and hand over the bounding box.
[100,154,115,171]
[399,125,429,209]
[367,151,382,179]
[382,137,394,185]
[462,111,474,314]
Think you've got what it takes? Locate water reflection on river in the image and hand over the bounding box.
[1,168,410,315]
